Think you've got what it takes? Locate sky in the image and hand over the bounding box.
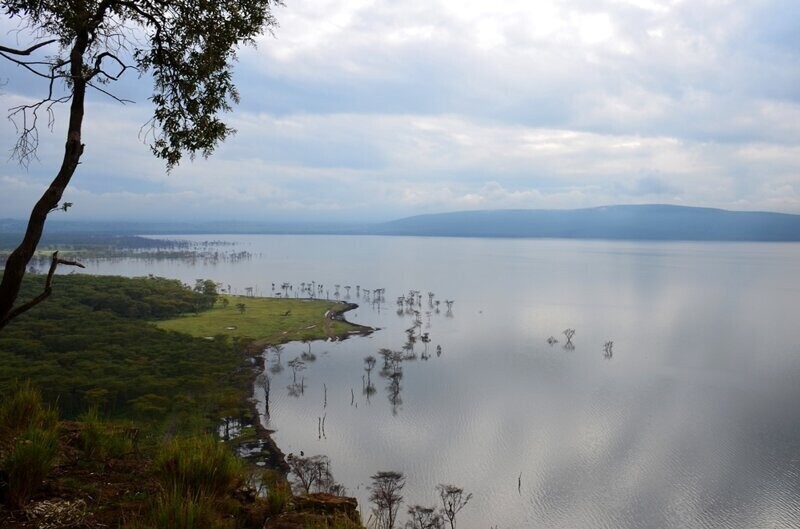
[1,0,799,222]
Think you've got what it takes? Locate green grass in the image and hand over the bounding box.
[1,426,59,508]
[0,380,57,437]
[154,435,243,499]
[155,295,360,345]
[78,408,135,461]
[0,382,59,508]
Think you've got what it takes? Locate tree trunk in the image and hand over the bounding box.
[0,32,88,330]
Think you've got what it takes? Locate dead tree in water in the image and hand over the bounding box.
[603,340,614,358]
[369,471,405,529]
[257,373,271,418]
[288,357,306,384]
[563,328,576,350]
[437,484,473,529]
[407,505,444,529]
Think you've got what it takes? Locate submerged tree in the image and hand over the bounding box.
[563,328,576,350]
[603,340,614,359]
[0,0,282,330]
[287,357,306,384]
[369,471,405,529]
[436,484,473,529]
[406,505,443,529]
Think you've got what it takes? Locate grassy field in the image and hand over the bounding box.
[155,295,364,345]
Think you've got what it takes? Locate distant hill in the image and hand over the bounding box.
[366,205,800,241]
[2,205,799,242]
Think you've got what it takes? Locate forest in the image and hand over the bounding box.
[0,274,243,430]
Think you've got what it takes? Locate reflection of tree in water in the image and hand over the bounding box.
[363,355,378,403]
[269,344,284,374]
[300,340,317,362]
[603,340,614,359]
[363,379,377,403]
[387,371,403,416]
[256,372,271,419]
[562,328,576,351]
[378,348,405,415]
[287,357,307,398]
[287,378,305,398]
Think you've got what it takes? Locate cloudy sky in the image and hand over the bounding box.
[1,0,799,222]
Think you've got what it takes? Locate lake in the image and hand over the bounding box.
[77,235,800,529]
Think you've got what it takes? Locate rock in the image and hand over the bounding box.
[293,493,359,520]
[264,493,363,528]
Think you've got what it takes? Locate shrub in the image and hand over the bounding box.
[1,426,59,507]
[0,380,56,440]
[0,381,60,507]
[265,480,290,516]
[150,487,216,529]
[154,435,242,499]
[79,408,134,461]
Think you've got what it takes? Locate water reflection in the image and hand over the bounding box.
[76,236,800,529]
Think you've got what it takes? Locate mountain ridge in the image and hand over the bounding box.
[2,204,799,242]
[367,204,800,241]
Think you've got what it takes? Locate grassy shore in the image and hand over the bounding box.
[155,294,366,345]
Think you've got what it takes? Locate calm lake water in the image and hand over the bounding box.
[78,235,800,529]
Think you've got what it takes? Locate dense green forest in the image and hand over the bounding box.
[0,274,367,528]
[0,274,245,430]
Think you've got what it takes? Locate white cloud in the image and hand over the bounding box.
[1,0,799,220]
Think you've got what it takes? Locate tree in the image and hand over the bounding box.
[287,454,341,495]
[0,0,281,330]
[436,484,472,529]
[369,471,405,529]
[193,279,219,308]
[406,505,443,529]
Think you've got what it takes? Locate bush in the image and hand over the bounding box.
[1,426,59,507]
[150,487,216,529]
[265,480,290,516]
[79,408,134,461]
[0,380,56,439]
[154,435,242,499]
[0,381,60,507]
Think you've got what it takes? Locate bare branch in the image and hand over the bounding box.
[8,93,72,166]
[2,251,85,324]
[0,50,67,79]
[90,51,138,81]
[87,82,134,104]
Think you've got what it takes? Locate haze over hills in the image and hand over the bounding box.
[368,205,800,241]
[2,205,800,242]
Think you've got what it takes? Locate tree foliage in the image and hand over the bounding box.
[0,0,281,329]
[0,274,249,428]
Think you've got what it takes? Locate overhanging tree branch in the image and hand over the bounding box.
[2,251,85,324]
[0,39,56,56]
[0,0,282,330]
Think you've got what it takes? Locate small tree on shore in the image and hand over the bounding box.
[287,454,342,495]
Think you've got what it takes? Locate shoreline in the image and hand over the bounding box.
[239,301,374,477]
